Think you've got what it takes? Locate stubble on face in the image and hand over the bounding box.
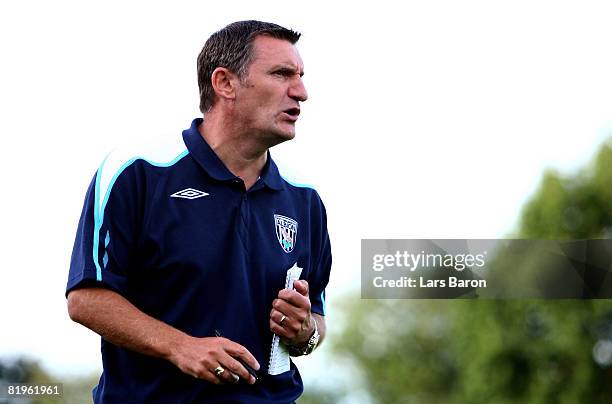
[233,36,307,148]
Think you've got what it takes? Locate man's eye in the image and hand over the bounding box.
[273,70,291,77]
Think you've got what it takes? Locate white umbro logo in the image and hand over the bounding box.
[170,188,209,199]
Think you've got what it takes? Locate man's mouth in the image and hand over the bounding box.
[282,107,300,121]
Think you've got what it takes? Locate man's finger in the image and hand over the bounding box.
[212,362,236,384]
[223,341,261,371]
[270,307,294,333]
[277,290,311,310]
[270,308,287,326]
[270,320,292,339]
[272,299,307,325]
[293,280,309,297]
[219,354,256,384]
[204,369,224,385]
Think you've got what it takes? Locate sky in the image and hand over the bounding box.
[1,0,612,390]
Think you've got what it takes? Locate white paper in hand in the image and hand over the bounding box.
[268,263,302,375]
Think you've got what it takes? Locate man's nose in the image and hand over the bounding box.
[288,77,308,102]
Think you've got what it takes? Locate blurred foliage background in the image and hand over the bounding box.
[0,358,98,404]
[3,141,612,403]
[299,140,612,403]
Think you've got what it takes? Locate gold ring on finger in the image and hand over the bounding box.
[214,366,225,377]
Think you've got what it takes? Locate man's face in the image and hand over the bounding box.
[233,35,308,146]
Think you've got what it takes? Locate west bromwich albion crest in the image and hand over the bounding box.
[274,214,298,253]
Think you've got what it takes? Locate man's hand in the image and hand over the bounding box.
[67,287,260,386]
[169,335,260,385]
[269,280,315,347]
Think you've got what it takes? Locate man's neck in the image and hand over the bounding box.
[198,113,267,190]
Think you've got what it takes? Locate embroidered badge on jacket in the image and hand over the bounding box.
[274,214,298,253]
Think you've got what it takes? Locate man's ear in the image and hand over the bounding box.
[210,67,239,102]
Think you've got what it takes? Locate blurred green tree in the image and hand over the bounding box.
[0,357,99,404]
[325,140,612,403]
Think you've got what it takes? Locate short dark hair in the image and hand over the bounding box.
[197,20,301,113]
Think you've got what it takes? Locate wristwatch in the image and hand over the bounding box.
[288,318,320,356]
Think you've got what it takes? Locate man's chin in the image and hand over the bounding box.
[267,132,295,148]
[259,123,296,147]
[273,126,296,142]
[281,130,296,140]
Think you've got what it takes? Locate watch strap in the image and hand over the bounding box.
[288,317,319,356]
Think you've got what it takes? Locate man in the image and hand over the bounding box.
[66,20,332,403]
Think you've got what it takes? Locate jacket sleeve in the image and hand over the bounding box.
[307,192,332,316]
[66,155,143,298]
